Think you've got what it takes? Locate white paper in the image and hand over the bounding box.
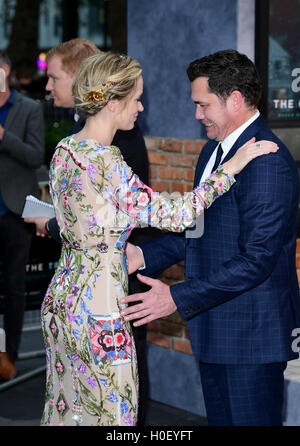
[22,195,55,218]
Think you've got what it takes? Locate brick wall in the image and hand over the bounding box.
[144,136,300,357]
[144,136,205,356]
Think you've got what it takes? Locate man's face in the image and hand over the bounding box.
[191,77,235,141]
[45,56,74,108]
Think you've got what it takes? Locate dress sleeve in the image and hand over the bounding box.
[89,145,235,232]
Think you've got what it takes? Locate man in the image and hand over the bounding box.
[0,51,44,381]
[24,38,153,425]
[121,50,300,426]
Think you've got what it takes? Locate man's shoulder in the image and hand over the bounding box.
[13,90,41,110]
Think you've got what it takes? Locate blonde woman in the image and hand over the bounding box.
[40,52,278,426]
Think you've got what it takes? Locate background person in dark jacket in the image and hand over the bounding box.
[0,51,44,381]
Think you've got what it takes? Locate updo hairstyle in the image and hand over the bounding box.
[72,52,142,118]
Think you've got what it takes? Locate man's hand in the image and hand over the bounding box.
[24,216,51,237]
[120,274,177,326]
[126,242,144,274]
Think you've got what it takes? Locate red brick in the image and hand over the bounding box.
[184,327,190,339]
[147,320,161,332]
[148,152,167,165]
[147,332,171,349]
[159,139,183,153]
[149,180,170,193]
[170,312,186,325]
[163,265,185,281]
[296,254,300,269]
[184,140,206,154]
[144,137,159,151]
[159,167,183,180]
[184,169,195,182]
[159,321,184,337]
[159,278,176,286]
[149,165,157,180]
[168,153,195,167]
[170,182,192,194]
[161,312,185,326]
[173,339,193,355]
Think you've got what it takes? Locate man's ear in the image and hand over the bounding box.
[229,90,243,112]
[1,64,11,80]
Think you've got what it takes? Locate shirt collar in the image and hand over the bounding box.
[220,110,260,155]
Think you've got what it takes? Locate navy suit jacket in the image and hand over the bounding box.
[141,114,300,364]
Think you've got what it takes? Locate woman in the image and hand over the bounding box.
[40,52,277,426]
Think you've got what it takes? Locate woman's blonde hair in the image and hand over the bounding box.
[72,52,142,117]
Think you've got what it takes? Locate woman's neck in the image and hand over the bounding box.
[74,112,117,146]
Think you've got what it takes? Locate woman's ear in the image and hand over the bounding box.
[107,98,122,113]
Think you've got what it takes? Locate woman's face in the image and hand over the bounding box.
[117,75,144,130]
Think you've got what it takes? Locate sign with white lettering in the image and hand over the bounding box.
[0,235,60,313]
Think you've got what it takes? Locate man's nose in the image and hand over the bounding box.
[195,105,204,120]
[45,79,52,92]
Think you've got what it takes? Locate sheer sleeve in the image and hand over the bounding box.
[89,144,235,232]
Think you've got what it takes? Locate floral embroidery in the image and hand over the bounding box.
[87,315,132,365]
[40,136,234,426]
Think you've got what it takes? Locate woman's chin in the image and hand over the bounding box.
[118,123,135,132]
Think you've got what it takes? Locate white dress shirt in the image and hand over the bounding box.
[138,110,260,266]
[199,110,260,183]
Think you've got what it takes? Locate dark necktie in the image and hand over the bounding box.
[211,144,223,173]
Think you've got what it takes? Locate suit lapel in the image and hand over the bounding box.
[4,91,21,129]
[222,115,265,164]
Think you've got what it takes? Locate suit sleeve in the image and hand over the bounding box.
[171,153,297,319]
[0,101,44,168]
[139,231,186,277]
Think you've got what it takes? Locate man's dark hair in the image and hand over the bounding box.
[187,49,262,108]
[0,51,11,67]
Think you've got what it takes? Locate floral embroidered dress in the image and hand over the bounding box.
[40,136,234,426]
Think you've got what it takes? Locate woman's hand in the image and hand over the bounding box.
[125,242,145,274]
[222,137,279,177]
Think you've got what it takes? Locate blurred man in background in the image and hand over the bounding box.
[0,51,44,381]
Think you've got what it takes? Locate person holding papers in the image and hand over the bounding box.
[0,51,44,381]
